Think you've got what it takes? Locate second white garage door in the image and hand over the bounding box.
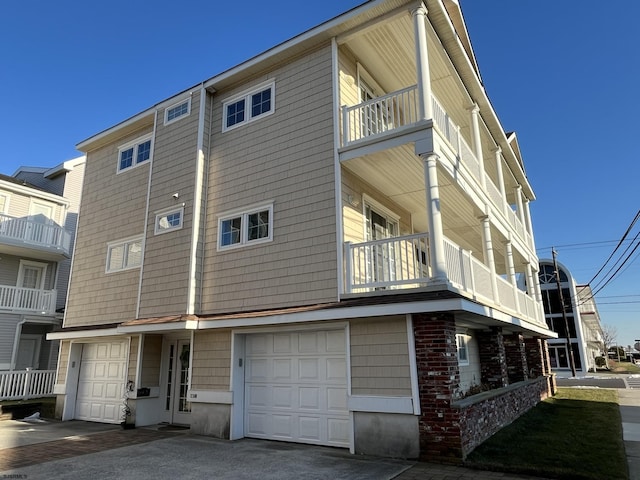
[245,330,349,447]
[75,341,127,423]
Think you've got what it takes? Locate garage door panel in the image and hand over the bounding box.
[245,330,349,447]
[75,341,127,424]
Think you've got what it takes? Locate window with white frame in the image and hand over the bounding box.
[106,236,143,272]
[117,135,152,173]
[0,193,8,214]
[222,81,275,131]
[456,334,469,366]
[155,206,184,235]
[218,204,273,250]
[164,98,191,125]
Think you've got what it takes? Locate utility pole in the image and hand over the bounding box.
[552,249,577,377]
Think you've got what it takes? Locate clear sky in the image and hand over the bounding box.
[1,1,638,350]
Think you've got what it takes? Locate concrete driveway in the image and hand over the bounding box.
[0,419,414,480]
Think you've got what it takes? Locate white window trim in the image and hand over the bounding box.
[116,134,153,174]
[222,79,275,132]
[164,97,192,125]
[0,193,9,214]
[154,205,185,235]
[456,333,469,366]
[105,235,144,273]
[217,202,274,251]
[17,260,48,290]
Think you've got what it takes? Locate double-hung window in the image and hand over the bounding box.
[117,134,152,173]
[222,81,275,131]
[106,236,143,272]
[218,204,273,250]
[164,98,191,125]
[456,334,469,366]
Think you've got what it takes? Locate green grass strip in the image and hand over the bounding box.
[465,387,628,480]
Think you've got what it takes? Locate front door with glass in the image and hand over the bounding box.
[165,339,191,425]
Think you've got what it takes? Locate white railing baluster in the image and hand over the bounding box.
[0,370,56,400]
[0,213,70,254]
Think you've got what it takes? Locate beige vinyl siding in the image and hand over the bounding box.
[138,90,203,318]
[65,126,152,327]
[140,334,162,386]
[201,44,338,313]
[0,187,65,225]
[128,335,139,382]
[0,314,21,365]
[56,340,70,385]
[191,329,231,390]
[350,316,412,396]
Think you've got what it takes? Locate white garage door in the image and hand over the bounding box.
[245,330,349,447]
[75,341,127,423]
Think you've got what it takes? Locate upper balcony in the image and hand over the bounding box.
[0,213,71,260]
[0,285,57,315]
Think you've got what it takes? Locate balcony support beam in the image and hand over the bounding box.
[514,185,525,228]
[423,154,446,281]
[493,147,507,216]
[412,4,433,121]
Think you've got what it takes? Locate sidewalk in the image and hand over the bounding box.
[618,388,640,479]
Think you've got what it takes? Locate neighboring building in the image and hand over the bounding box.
[538,261,604,375]
[50,1,555,461]
[0,156,85,372]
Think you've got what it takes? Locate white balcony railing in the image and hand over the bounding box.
[0,213,71,254]
[345,233,544,327]
[341,89,534,250]
[0,370,56,400]
[0,285,57,314]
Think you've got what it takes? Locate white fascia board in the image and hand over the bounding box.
[44,156,86,179]
[116,322,192,334]
[47,328,121,340]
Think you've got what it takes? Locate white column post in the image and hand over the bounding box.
[412,4,432,120]
[423,154,447,281]
[480,213,499,304]
[514,185,525,227]
[505,239,520,311]
[494,147,507,215]
[468,103,485,187]
[524,199,535,249]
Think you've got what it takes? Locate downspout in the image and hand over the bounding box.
[331,37,344,298]
[187,84,207,315]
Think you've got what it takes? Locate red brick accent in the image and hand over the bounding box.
[524,337,545,377]
[477,327,508,388]
[504,333,528,383]
[413,312,463,462]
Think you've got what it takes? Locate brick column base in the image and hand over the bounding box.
[504,333,528,383]
[477,327,508,388]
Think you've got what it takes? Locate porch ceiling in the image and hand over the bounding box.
[341,143,484,256]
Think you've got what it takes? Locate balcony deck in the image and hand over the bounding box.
[0,285,57,315]
[0,214,71,260]
[344,233,544,328]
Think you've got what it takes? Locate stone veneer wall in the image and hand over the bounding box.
[504,333,528,383]
[455,376,551,457]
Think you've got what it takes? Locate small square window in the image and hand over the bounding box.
[155,207,184,235]
[218,204,273,250]
[136,140,151,164]
[120,148,134,171]
[165,99,191,124]
[251,89,271,117]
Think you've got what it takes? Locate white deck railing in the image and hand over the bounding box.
[0,285,57,314]
[0,370,56,400]
[0,213,71,254]
[341,88,534,249]
[345,233,544,326]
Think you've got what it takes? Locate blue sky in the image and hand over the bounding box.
[1,1,639,350]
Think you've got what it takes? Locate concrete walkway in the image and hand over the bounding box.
[618,388,640,479]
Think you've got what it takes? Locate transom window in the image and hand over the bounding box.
[218,204,273,250]
[106,236,143,272]
[456,334,469,366]
[117,135,152,173]
[164,98,191,125]
[155,206,184,235]
[223,81,275,131]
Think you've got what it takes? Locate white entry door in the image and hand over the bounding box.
[75,341,127,423]
[164,339,191,425]
[244,330,349,447]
